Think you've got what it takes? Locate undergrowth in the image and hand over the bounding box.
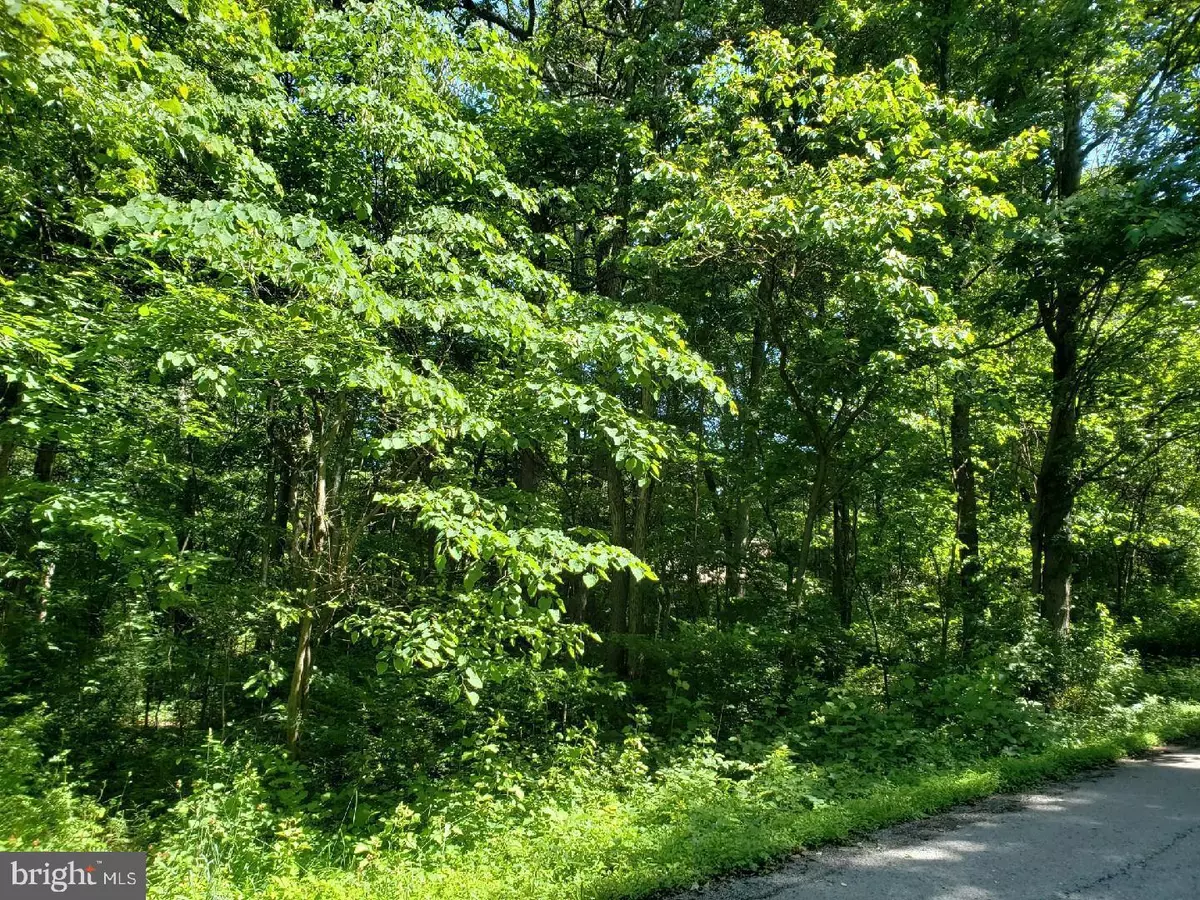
[4,692,1199,900]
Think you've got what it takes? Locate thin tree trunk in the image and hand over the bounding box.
[598,148,631,672]
[285,610,314,753]
[568,575,589,625]
[261,458,276,586]
[0,376,19,480]
[272,416,299,564]
[791,446,830,621]
[285,399,333,753]
[629,480,653,637]
[832,496,855,628]
[1036,368,1078,633]
[34,441,57,624]
[626,476,653,677]
[606,455,629,673]
[729,312,766,602]
[689,395,704,617]
[951,395,983,650]
[36,562,54,623]
[261,395,279,584]
[1115,480,1151,616]
[626,385,657,676]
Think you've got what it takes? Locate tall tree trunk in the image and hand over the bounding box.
[272,407,300,564]
[261,448,276,584]
[599,150,632,672]
[728,504,749,603]
[951,395,983,649]
[703,465,734,622]
[568,576,589,625]
[1033,82,1085,635]
[689,395,704,618]
[261,396,280,584]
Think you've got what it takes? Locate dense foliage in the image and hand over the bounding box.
[2,0,1199,895]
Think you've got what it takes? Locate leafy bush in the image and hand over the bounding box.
[1134,663,1200,702]
[0,711,114,850]
[1128,597,1200,658]
[915,666,1047,755]
[153,737,317,889]
[1058,606,1141,713]
[634,623,795,739]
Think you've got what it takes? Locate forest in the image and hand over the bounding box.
[1,0,1200,896]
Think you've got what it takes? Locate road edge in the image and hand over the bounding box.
[646,703,1200,900]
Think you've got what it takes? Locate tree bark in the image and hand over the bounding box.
[689,394,705,618]
[791,446,830,621]
[626,387,656,677]
[285,398,334,753]
[518,446,539,493]
[0,376,19,480]
[951,395,983,649]
[1035,367,1078,632]
[626,474,653,676]
[831,496,856,628]
[285,610,314,753]
[1032,80,1085,635]
[606,455,629,673]
[33,441,57,482]
[729,312,766,603]
[598,149,633,672]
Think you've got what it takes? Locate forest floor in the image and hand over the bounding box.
[678,746,1200,900]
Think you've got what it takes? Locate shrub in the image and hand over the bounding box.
[0,711,114,850]
[1128,597,1200,659]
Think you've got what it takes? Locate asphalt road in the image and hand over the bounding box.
[684,747,1200,900]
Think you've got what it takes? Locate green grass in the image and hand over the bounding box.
[150,701,1200,900]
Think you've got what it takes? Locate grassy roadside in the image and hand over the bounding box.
[156,701,1200,900]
